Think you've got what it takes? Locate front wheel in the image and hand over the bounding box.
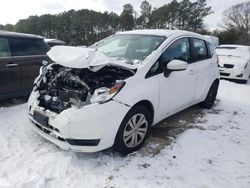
[200,81,219,109]
[114,105,152,155]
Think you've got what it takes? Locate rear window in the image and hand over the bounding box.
[9,38,49,56]
[0,38,11,57]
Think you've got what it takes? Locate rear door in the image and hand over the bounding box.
[191,38,214,102]
[0,37,21,97]
[8,38,50,93]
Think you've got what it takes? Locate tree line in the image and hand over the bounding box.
[213,1,250,45]
[0,0,212,46]
[0,0,249,46]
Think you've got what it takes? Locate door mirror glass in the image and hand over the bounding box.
[167,59,187,71]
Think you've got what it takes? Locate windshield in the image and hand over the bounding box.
[216,46,249,58]
[91,34,166,65]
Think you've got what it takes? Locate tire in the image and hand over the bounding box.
[114,105,152,155]
[200,81,219,109]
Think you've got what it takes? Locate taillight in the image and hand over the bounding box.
[216,55,220,67]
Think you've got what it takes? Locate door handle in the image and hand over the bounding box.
[5,63,19,67]
[189,69,195,75]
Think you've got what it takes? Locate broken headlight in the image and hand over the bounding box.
[90,81,125,103]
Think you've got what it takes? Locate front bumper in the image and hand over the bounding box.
[28,95,130,152]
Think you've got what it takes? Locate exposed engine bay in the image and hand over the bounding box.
[35,64,134,113]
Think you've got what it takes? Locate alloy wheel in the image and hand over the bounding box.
[123,113,148,148]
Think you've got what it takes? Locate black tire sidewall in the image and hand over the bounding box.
[201,81,219,108]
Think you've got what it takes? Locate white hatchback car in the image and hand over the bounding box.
[28,30,219,154]
[216,45,250,84]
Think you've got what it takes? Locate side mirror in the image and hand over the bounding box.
[164,59,187,77]
[167,59,187,71]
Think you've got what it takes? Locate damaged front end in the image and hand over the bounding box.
[34,64,134,113]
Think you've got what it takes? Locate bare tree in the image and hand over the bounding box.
[223,1,250,44]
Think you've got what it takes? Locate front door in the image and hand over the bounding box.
[157,38,197,119]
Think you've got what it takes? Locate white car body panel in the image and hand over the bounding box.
[157,63,196,120]
[28,29,219,152]
[195,58,218,102]
[29,98,130,152]
[216,45,250,81]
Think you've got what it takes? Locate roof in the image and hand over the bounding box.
[0,30,44,39]
[117,29,203,38]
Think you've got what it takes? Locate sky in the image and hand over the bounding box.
[0,0,248,30]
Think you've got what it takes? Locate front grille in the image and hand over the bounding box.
[33,121,100,146]
[33,121,65,142]
[33,112,60,133]
[220,72,230,77]
[224,64,234,68]
[47,124,60,132]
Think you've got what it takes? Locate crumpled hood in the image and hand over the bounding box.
[47,46,137,70]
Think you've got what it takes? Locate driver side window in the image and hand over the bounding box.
[160,38,190,64]
[146,38,190,78]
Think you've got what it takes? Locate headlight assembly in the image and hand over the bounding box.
[90,81,125,104]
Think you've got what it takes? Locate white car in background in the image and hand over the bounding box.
[28,30,219,154]
[216,45,250,84]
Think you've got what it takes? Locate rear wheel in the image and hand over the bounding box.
[200,81,219,109]
[114,105,152,155]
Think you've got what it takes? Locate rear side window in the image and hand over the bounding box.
[192,38,208,62]
[207,42,214,58]
[0,38,11,57]
[9,38,49,56]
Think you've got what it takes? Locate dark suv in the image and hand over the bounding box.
[0,31,51,100]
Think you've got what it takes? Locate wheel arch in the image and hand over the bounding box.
[131,100,154,125]
[213,78,220,85]
[205,78,219,98]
